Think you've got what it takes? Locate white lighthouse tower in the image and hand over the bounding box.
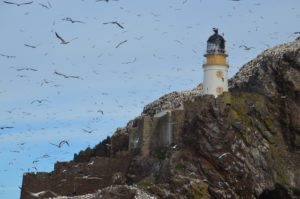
[202,28,229,97]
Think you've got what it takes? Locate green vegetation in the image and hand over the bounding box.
[229,93,267,145]
[230,95,252,144]
[154,147,168,160]
[175,162,186,171]
[190,183,209,199]
[264,116,273,127]
[136,175,155,190]
[291,187,300,196]
[269,145,290,185]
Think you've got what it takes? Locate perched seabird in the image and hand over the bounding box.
[87,161,94,166]
[217,152,231,159]
[26,190,58,198]
[32,166,38,172]
[75,176,102,180]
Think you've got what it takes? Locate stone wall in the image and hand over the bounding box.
[21,154,131,199]
[128,109,185,157]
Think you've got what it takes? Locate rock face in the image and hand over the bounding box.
[21,39,300,199]
[48,185,156,199]
[142,84,203,117]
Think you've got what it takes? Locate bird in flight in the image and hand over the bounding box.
[16,67,38,71]
[82,129,95,134]
[38,2,51,9]
[27,190,58,198]
[122,57,137,64]
[135,36,144,40]
[97,109,104,114]
[0,126,14,130]
[24,44,39,48]
[55,32,68,44]
[62,17,85,24]
[10,150,20,153]
[55,32,77,44]
[54,71,81,79]
[31,99,48,104]
[175,40,184,45]
[0,53,15,58]
[50,140,69,148]
[239,45,255,50]
[3,1,33,6]
[115,40,128,48]
[96,0,119,2]
[103,21,124,29]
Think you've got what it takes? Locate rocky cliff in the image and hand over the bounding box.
[21,38,300,199]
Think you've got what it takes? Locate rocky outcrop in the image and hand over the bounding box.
[21,39,300,199]
[230,39,300,151]
[142,84,203,117]
[49,185,156,199]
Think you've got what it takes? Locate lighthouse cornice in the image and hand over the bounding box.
[204,53,228,57]
[202,63,229,67]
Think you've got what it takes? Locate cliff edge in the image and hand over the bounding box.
[21,39,300,199]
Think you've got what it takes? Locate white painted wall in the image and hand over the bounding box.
[202,65,229,97]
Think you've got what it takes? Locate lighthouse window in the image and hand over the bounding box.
[216,87,224,94]
[207,43,217,53]
[216,71,224,78]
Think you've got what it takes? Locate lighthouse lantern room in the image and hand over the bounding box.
[203,28,229,97]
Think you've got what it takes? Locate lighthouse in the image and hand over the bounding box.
[202,28,229,97]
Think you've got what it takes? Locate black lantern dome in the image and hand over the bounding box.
[206,28,226,55]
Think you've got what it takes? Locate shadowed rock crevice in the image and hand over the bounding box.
[258,183,299,199]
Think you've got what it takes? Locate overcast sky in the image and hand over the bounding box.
[1,0,300,198]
